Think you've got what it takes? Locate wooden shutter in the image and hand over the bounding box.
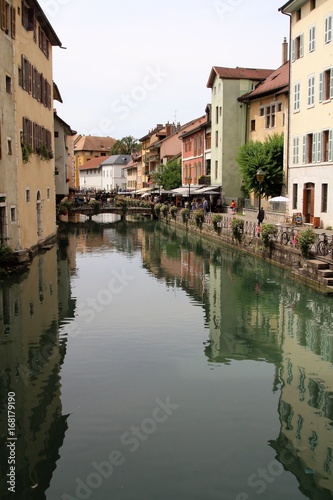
[10,6,15,38]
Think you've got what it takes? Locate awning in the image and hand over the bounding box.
[135,187,151,194]
[171,186,200,196]
[194,185,221,194]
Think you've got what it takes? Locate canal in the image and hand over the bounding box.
[1,220,333,500]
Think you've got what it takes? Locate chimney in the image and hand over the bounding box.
[165,124,171,136]
[282,37,288,64]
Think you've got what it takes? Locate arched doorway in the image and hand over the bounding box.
[302,183,315,223]
[36,191,42,239]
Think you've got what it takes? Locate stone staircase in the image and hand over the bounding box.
[305,259,333,293]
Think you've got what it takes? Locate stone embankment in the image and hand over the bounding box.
[168,213,333,296]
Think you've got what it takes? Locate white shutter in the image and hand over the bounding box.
[312,134,317,163]
[317,132,322,162]
[330,68,333,99]
[319,73,323,102]
[302,136,306,164]
[329,130,333,162]
[291,39,296,61]
[300,34,304,57]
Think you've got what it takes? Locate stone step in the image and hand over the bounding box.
[318,269,333,278]
[322,277,333,286]
[307,259,330,270]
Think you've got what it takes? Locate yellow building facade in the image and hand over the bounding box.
[1,0,62,252]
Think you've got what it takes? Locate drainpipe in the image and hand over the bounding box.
[280,10,292,197]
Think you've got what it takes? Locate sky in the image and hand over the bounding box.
[39,0,290,141]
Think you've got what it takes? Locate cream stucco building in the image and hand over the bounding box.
[1,0,63,253]
[280,0,333,227]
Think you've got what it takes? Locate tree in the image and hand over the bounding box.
[236,133,284,199]
[110,136,139,155]
[152,159,181,191]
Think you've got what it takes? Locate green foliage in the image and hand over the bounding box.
[181,208,190,224]
[261,224,277,248]
[37,143,53,161]
[170,206,177,219]
[212,214,222,232]
[154,203,162,218]
[194,209,205,228]
[110,136,139,155]
[236,133,284,198]
[231,218,244,242]
[58,199,73,215]
[89,199,101,214]
[21,142,33,163]
[0,241,12,265]
[155,159,181,190]
[297,229,316,259]
[160,204,169,218]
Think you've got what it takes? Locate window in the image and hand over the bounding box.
[321,184,328,212]
[26,189,30,203]
[296,9,301,21]
[215,160,218,179]
[322,129,333,162]
[292,34,304,61]
[265,105,276,128]
[206,133,211,149]
[325,15,332,44]
[6,75,11,93]
[310,0,316,10]
[259,107,264,116]
[293,137,299,164]
[294,82,301,112]
[215,131,218,147]
[7,139,12,155]
[309,25,316,52]
[216,106,218,124]
[292,184,298,210]
[47,188,50,200]
[250,120,256,132]
[307,75,315,107]
[10,207,16,222]
[54,131,59,138]
[1,1,15,37]
[319,68,333,102]
[303,133,316,163]
[277,103,282,112]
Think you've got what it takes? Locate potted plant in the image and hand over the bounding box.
[231,218,244,242]
[21,142,33,163]
[212,214,222,232]
[297,228,316,259]
[194,209,205,229]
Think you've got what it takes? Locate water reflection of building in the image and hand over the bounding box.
[271,288,333,498]
[0,245,74,498]
[204,249,333,498]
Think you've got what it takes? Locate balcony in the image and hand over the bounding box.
[198,175,211,185]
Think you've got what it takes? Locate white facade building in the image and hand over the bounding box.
[280,0,333,227]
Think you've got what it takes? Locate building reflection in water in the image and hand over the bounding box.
[0,240,75,499]
[203,247,333,498]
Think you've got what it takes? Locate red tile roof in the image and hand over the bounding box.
[74,135,116,152]
[241,62,289,100]
[79,157,106,171]
[207,66,274,88]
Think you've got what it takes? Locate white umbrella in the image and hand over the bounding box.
[269,196,290,203]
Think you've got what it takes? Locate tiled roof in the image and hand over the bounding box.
[74,135,116,152]
[207,66,274,88]
[241,62,289,100]
[100,155,132,166]
[79,157,106,171]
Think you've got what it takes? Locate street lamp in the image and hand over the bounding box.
[185,176,192,199]
[256,169,266,236]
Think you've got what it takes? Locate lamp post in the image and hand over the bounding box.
[256,169,266,236]
[185,176,192,200]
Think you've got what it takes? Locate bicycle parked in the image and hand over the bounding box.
[317,233,333,256]
[281,226,298,246]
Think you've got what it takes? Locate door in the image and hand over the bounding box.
[302,183,315,223]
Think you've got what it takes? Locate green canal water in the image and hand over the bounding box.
[1,220,333,500]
